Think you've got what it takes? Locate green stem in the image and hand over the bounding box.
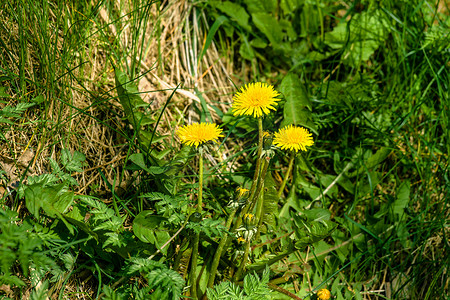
[235,241,250,282]
[189,151,204,298]
[252,160,266,215]
[197,154,204,213]
[254,157,272,241]
[207,208,237,288]
[189,232,200,298]
[248,118,264,200]
[232,118,264,233]
[277,152,295,199]
[249,157,270,213]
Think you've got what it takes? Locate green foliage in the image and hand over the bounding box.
[0,0,448,299]
[82,196,127,248]
[0,100,35,126]
[0,208,58,287]
[279,73,316,133]
[127,257,185,300]
[207,268,272,300]
[186,218,230,239]
[324,10,390,66]
[139,191,188,223]
[17,150,87,234]
[115,69,170,160]
[292,208,337,249]
[29,280,49,300]
[133,210,171,254]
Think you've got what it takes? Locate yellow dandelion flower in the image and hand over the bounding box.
[244,213,254,221]
[237,236,246,243]
[236,187,249,197]
[232,82,280,118]
[317,288,331,300]
[273,125,314,152]
[177,122,223,148]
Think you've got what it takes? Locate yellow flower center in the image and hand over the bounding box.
[273,125,314,152]
[232,82,280,118]
[177,122,223,148]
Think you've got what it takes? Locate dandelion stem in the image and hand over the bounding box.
[207,208,237,288]
[189,151,204,298]
[250,157,270,213]
[235,240,250,282]
[232,118,264,233]
[277,152,295,199]
[189,232,200,298]
[197,153,203,213]
[248,117,264,201]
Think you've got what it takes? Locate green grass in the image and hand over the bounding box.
[0,0,449,299]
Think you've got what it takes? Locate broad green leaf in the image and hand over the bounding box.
[280,0,302,14]
[128,153,170,175]
[239,42,255,60]
[300,208,332,222]
[393,180,410,221]
[133,210,170,254]
[31,95,45,104]
[324,11,390,66]
[24,183,74,219]
[245,0,277,14]
[139,130,167,145]
[348,147,391,177]
[0,86,10,98]
[279,73,317,134]
[251,12,282,45]
[24,184,45,218]
[262,172,279,229]
[209,2,251,32]
[292,208,337,248]
[129,153,149,171]
[249,38,267,48]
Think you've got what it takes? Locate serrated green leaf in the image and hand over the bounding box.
[263,173,279,228]
[279,73,317,134]
[115,69,147,126]
[61,149,86,172]
[246,249,294,272]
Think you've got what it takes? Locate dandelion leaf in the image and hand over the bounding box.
[279,73,317,134]
[133,210,170,254]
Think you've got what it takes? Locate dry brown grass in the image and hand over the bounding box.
[1,0,241,202]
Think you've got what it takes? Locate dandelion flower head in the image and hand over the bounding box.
[316,288,331,300]
[177,122,223,148]
[232,82,280,118]
[273,125,314,152]
[236,187,249,197]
